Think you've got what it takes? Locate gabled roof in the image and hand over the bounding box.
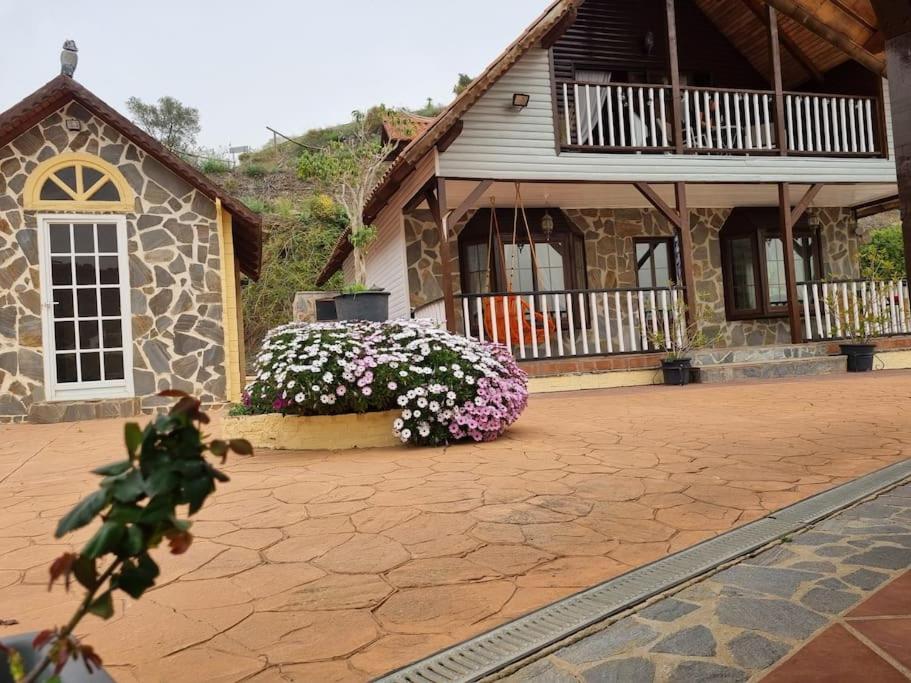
[381,112,435,148]
[0,75,262,279]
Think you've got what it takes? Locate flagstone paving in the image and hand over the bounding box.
[503,482,911,682]
[0,372,908,681]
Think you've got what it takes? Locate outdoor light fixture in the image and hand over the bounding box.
[541,209,555,240]
[512,93,531,109]
[808,211,821,228]
[65,118,82,132]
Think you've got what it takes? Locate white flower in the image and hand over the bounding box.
[322,372,334,383]
[429,401,440,412]
[363,387,373,397]
[393,418,404,430]
[417,397,428,408]
[295,393,306,403]
[418,423,430,437]
[401,428,412,441]
[402,409,412,419]
[397,396,408,407]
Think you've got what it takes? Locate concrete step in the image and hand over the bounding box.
[697,355,847,384]
[692,343,831,367]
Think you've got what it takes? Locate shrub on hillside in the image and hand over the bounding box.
[201,158,231,174]
[243,163,268,178]
[241,320,528,446]
[861,224,905,280]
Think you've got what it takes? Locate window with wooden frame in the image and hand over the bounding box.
[720,208,822,320]
[634,237,677,288]
[23,152,134,212]
[458,208,587,295]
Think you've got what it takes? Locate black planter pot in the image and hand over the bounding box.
[334,291,391,322]
[0,633,114,682]
[661,358,693,386]
[840,343,876,373]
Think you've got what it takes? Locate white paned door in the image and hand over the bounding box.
[38,215,134,401]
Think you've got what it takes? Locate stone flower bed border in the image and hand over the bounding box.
[223,410,401,450]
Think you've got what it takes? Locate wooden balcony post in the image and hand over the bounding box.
[424,178,458,333]
[675,182,697,321]
[665,0,684,154]
[778,182,804,343]
[767,5,788,156]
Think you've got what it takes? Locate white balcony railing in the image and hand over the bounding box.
[559,80,880,157]
[800,279,910,342]
[457,286,686,360]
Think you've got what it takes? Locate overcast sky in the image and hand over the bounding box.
[1,0,551,152]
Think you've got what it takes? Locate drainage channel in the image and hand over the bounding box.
[375,458,911,683]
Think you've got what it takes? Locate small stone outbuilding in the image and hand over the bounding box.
[0,75,261,423]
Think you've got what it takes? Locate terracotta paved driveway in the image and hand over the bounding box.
[0,373,909,682]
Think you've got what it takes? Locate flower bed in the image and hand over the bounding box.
[239,320,528,447]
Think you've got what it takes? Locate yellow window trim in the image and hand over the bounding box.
[23,152,135,212]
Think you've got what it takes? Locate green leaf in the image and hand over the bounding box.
[183,476,214,515]
[55,490,109,538]
[121,525,144,556]
[92,460,132,477]
[73,555,98,590]
[209,440,228,457]
[115,555,158,599]
[124,423,143,457]
[82,521,126,559]
[138,495,174,525]
[229,439,253,455]
[47,676,62,683]
[145,468,178,498]
[7,648,25,680]
[106,504,143,524]
[87,591,114,619]
[111,469,145,503]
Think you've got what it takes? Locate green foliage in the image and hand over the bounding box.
[242,196,269,214]
[342,283,371,294]
[242,163,269,178]
[412,98,444,117]
[125,95,200,153]
[200,158,231,174]
[5,393,250,683]
[349,224,377,253]
[861,225,905,280]
[454,73,473,96]
[242,194,348,353]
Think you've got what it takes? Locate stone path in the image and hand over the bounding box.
[502,481,911,682]
[0,372,909,681]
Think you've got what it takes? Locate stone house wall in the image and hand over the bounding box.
[404,205,860,348]
[0,101,226,422]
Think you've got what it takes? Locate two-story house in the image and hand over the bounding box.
[318,0,907,385]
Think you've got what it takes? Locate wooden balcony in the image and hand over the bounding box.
[558,80,884,158]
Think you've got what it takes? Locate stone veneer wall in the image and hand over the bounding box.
[0,101,226,422]
[404,206,860,348]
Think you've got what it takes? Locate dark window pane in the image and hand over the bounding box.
[74,256,96,285]
[79,320,99,349]
[51,256,73,285]
[765,238,787,306]
[730,237,758,311]
[53,288,73,318]
[56,166,78,191]
[54,321,76,351]
[49,225,71,253]
[97,224,118,253]
[102,320,122,348]
[76,289,98,317]
[82,166,104,191]
[80,353,101,381]
[98,256,119,285]
[40,179,71,201]
[654,243,670,287]
[56,354,78,383]
[104,352,124,380]
[88,180,120,202]
[100,288,121,316]
[73,224,95,253]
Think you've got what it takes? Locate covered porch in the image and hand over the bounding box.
[409,179,906,363]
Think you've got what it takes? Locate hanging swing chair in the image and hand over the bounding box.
[482,184,557,345]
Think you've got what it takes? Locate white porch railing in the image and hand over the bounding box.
[784,93,878,155]
[457,287,686,360]
[800,279,911,342]
[558,80,880,156]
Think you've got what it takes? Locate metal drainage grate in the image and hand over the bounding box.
[375,459,911,683]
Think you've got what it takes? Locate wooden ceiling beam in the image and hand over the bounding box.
[738,0,824,82]
[758,0,886,76]
[869,1,911,41]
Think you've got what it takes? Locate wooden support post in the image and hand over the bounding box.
[665,0,684,154]
[425,178,458,333]
[871,2,911,284]
[778,183,803,344]
[675,182,697,321]
[767,5,789,156]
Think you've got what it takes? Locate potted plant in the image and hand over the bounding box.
[650,294,718,386]
[334,283,392,322]
[0,392,251,683]
[826,286,889,372]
